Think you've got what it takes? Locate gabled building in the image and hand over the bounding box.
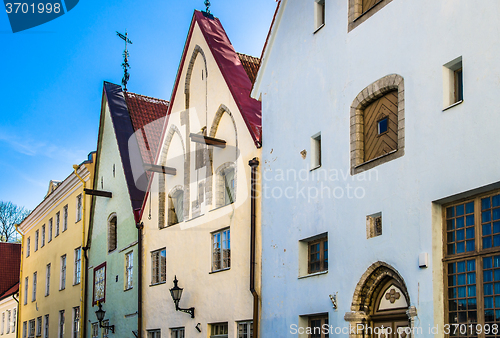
[251,0,500,337]
[85,82,168,338]
[18,154,95,338]
[140,10,262,338]
[0,242,21,337]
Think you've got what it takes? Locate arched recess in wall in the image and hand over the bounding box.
[158,125,185,229]
[350,74,405,175]
[107,213,117,253]
[206,104,238,206]
[344,262,417,338]
[167,185,184,227]
[184,45,208,110]
[214,162,237,208]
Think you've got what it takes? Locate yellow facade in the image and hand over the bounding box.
[18,154,95,338]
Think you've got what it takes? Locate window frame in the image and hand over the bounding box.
[41,225,45,247]
[210,322,228,338]
[26,237,30,257]
[60,254,66,290]
[32,271,37,302]
[45,263,50,296]
[443,190,500,336]
[308,314,329,338]
[63,205,68,232]
[55,212,60,237]
[211,227,231,272]
[308,236,328,274]
[348,0,394,32]
[237,321,253,338]
[36,316,42,337]
[93,262,106,305]
[151,248,166,285]
[170,327,184,338]
[72,307,79,338]
[43,315,49,338]
[76,194,82,223]
[74,247,81,285]
[108,214,117,253]
[91,323,99,338]
[28,319,35,338]
[35,230,39,252]
[48,218,53,243]
[124,251,133,290]
[58,310,64,338]
[24,277,28,305]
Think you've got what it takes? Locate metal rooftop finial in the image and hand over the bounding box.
[116,30,133,91]
[204,0,211,14]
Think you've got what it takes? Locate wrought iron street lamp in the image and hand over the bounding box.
[95,302,115,333]
[169,276,195,318]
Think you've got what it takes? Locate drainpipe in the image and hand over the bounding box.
[136,221,144,338]
[15,224,23,338]
[73,165,86,338]
[248,158,259,338]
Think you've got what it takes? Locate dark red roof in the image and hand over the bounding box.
[0,242,21,298]
[102,82,168,221]
[125,92,169,168]
[0,282,19,301]
[237,53,261,85]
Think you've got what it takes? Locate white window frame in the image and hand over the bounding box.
[41,225,45,247]
[151,248,166,285]
[60,255,66,290]
[48,219,52,242]
[102,320,109,338]
[22,321,27,338]
[6,310,10,334]
[11,309,16,334]
[43,315,49,338]
[45,264,50,296]
[314,0,325,31]
[147,329,162,338]
[63,205,68,231]
[91,323,99,338]
[55,212,60,237]
[76,194,82,223]
[74,248,81,285]
[58,310,64,338]
[212,228,230,272]
[72,307,79,338]
[32,272,37,302]
[26,237,30,257]
[171,327,185,338]
[28,319,35,338]
[2,312,4,335]
[35,230,39,252]
[36,316,42,337]
[443,56,464,109]
[125,251,133,290]
[210,323,228,338]
[310,132,321,170]
[237,321,253,338]
[24,277,28,305]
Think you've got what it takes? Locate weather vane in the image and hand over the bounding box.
[116,30,133,91]
[204,0,211,14]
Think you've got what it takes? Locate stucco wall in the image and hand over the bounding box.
[0,296,18,338]
[254,0,500,336]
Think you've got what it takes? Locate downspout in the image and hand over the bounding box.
[73,165,86,338]
[248,158,259,338]
[15,224,24,338]
[136,221,144,338]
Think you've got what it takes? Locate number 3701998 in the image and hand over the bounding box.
[5,3,61,14]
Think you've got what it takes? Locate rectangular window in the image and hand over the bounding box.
[72,307,79,338]
[44,315,49,338]
[55,212,60,237]
[41,225,45,247]
[147,329,162,338]
[76,194,82,222]
[6,310,10,334]
[58,311,64,338]
[151,248,166,285]
[23,321,27,338]
[24,277,28,305]
[102,320,109,338]
[310,133,321,169]
[36,316,42,337]
[12,309,16,334]
[444,191,500,336]
[443,56,464,109]
[60,255,66,290]
[210,323,228,338]
[46,264,51,296]
[237,321,253,338]
[26,237,30,257]
[212,228,230,271]
[125,251,133,290]
[171,327,185,338]
[309,314,329,338]
[63,205,68,231]
[2,312,4,335]
[48,219,52,242]
[32,272,37,301]
[308,235,328,274]
[74,248,81,285]
[35,230,39,252]
[93,263,106,304]
[28,319,35,338]
[91,323,99,338]
[314,0,325,31]
[108,216,117,252]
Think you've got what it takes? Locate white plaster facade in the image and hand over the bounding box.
[252,0,500,337]
[0,294,18,338]
[141,11,262,338]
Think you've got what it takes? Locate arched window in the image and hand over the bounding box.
[350,74,404,174]
[168,190,184,226]
[223,167,235,206]
[108,215,117,252]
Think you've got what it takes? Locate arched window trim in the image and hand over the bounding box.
[107,213,117,253]
[350,74,405,175]
[215,162,237,208]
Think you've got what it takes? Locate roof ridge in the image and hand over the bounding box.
[125,92,170,105]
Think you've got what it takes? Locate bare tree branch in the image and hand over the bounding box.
[0,201,30,242]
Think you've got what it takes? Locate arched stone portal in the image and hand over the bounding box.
[344,262,417,337]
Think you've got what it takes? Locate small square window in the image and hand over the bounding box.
[377,117,388,135]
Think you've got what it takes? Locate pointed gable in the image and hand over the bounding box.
[163,10,262,147]
[100,82,168,219]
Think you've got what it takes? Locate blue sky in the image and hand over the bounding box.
[0,0,277,211]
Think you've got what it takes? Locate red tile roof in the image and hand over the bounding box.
[237,53,261,85]
[0,282,19,301]
[125,92,169,168]
[0,242,21,299]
